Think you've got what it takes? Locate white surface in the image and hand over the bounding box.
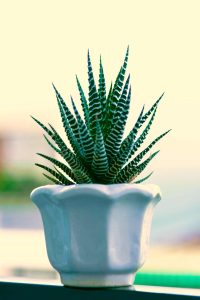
[30,184,161,287]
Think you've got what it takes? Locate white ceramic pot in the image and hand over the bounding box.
[30,184,161,288]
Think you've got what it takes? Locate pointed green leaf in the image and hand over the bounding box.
[105,104,144,180]
[43,134,62,155]
[73,169,93,184]
[58,114,80,155]
[53,165,70,181]
[115,104,156,169]
[131,129,171,166]
[117,93,164,162]
[52,84,82,146]
[128,107,158,159]
[105,47,129,136]
[35,163,74,185]
[101,82,113,136]
[133,171,154,184]
[31,116,54,137]
[103,122,134,182]
[71,97,94,163]
[113,74,130,123]
[37,152,76,182]
[56,94,84,160]
[92,120,108,178]
[114,150,159,183]
[111,46,129,106]
[88,50,101,138]
[76,76,90,128]
[32,115,92,184]
[98,56,107,118]
[32,117,75,165]
[43,173,63,185]
[32,117,72,163]
[140,93,164,123]
[48,124,92,180]
[105,86,131,161]
[47,123,78,164]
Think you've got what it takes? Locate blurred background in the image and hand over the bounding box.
[0,0,200,289]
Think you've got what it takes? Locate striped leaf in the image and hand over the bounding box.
[71,97,94,163]
[31,116,54,137]
[103,72,122,139]
[47,124,88,176]
[130,129,171,166]
[42,132,92,184]
[88,50,101,138]
[128,107,158,159]
[140,93,164,124]
[133,171,154,184]
[32,116,92,184]
[35,163,74,185]
[110,104,145,165]
[105,86,131,161]
[98,56,107,119]
[52,84,82,146]
[70,96,84,153]
[37,152,76,182]
[48,124,92,182]
[114,151,159,183]
[106,104,145,174]
[32,49,170,185]
[92,120,108,178]
[113,74,130,124]
[103,126,134,183]
[48,124,80,165]
[115,103,157,167]
[105,47,129,136]
[32,118,73,163]
[117,93,164,161]
[56,94,84,160]
[53,166,73,183]
[101,82,113,136]
[102,70,121,138]
[43,173,63,185]
[73,169,93,184]
[43,134,62,155]
[111,47,129,108]
[129,93,164,135]
[76,76,90,128]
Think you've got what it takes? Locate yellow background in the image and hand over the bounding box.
[0,0,199,173]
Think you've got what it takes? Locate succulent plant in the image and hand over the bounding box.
[32,47,170,185]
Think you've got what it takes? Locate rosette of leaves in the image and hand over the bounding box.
[32,47,171,185]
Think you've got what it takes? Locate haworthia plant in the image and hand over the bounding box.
[32,48,171,185]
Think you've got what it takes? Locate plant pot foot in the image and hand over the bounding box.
[60,273,135,288]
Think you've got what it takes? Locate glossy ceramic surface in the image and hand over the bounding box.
[31,184,161,287]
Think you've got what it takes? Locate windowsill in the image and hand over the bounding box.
[0,276,199,298]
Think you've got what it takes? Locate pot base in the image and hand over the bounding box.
[60,272,135,288]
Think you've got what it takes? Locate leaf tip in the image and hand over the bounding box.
[155,150,160,155]
[52,82,56,90]
[126,45,129,55]
[87,49,90,59]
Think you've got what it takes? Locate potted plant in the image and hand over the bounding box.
[30,47,170,288]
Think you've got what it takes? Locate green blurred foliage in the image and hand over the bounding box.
[0,172,45,193]
[135,272,200,289]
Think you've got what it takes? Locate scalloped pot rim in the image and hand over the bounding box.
[30,183,161,205]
